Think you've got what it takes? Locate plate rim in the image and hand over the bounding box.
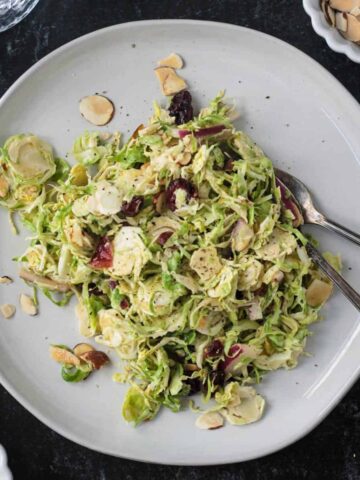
[0,19,360,466]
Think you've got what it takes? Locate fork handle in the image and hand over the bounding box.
[306,243,360,311]
[319,217,360,247]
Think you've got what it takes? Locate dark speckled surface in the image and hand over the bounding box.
[1,1,360,479]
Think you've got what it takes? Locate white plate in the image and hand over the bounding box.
[303,0,360,63]
[0,20,360,466]
[0,445,12,480]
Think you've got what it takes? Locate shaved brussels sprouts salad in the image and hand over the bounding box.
[0,91,336,429]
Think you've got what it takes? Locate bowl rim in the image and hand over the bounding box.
[303,0,360,63]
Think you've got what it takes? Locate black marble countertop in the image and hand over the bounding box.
[0,1,359,479]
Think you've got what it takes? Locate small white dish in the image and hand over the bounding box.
[0,20,360,465]
[0,446,12,480]
[303,0,360,63]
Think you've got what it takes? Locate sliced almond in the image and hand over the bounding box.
[184,363,200,372]
[195,411,224,430]
[336,11,348,30]
[154,67,187,96]
[343,13,360,41]
[320,0,328,14]
[176,152,192,166]
[79,95,114,126]
[131,124,144,140]
[73,343,95,356]
[325,3,337,25]
[79,350,109,370]
[0,276,13,285]
[330,0,360,12]
[0,175,9,198]
[0,304,16,319]
[49,345,80,366]
[19,268,71,292]
[306,279,333,307]
[20,293,38,316]
[157,53,184,69]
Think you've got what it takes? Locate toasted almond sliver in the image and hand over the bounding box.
[20,293,38,316]
[184,363,200,372]
[336,11,348,31]
[343,13,360,41]
[177,152,192,166]
[320,0,327,14]
[195,411,224,430]
[329,0,360,12]
[79,95,114,126]
[131,124,145,140]
[154,67,187,96]
[0,276,13,285]
[0,304,16,319]
[325,3,336,25]
[73,343,95,357]
[157,53,184,69]
[49,345,81,366]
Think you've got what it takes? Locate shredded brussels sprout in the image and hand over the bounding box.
[0,92,334,428]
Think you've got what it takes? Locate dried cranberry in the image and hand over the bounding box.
[156,231,173,246]
[120,298,130,309]
[90,236,113,269]
[108,280,118,290]
[165,178,197,211]
[186,377,202,395]
[169,90,194,125]
[210,370,225,387]
[121,196,144,217]
[204,340,223,358]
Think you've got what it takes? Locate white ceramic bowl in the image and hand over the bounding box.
[303,0,360,63]
[0,446,12,480]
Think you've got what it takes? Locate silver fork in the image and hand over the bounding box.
[275,168,360,247]
[275,169,360,311]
